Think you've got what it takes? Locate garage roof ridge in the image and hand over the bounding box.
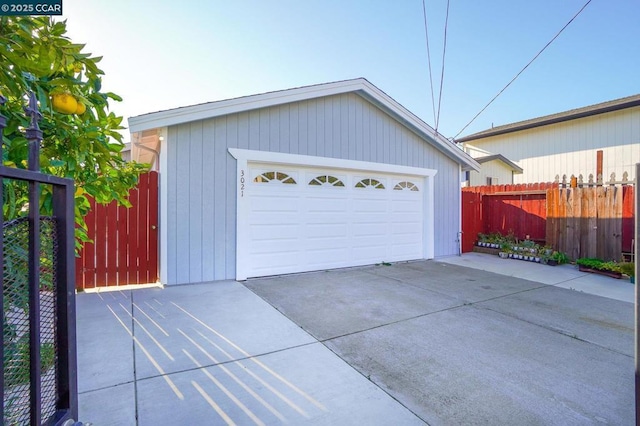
[129,78,480,171]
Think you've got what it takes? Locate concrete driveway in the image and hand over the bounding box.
[77,257,633,425]
[244,260,633,425]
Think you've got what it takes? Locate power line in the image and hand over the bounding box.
[453,0,593,139]
[435,0,451,133]
[421,0,437,126]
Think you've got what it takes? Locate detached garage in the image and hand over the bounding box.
[129,78,480,285]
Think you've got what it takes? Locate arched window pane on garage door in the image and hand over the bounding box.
[355,178,385,189]
[254,171,297,184]
[394,181,419,191]
[309,175,345,187]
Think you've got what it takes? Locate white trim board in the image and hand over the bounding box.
[228,149,438,177]
[229,148,437,280]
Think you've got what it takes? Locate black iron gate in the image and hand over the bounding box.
[1,93,78,425]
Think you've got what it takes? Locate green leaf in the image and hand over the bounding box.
[106,92,123,102]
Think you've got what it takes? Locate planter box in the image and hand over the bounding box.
[473,246,500,255]
[578,265,622,279]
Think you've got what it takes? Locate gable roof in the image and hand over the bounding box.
[456,93,640,143]
[474,154,523,173]
[128,78,480,171]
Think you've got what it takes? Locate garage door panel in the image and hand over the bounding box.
[352,198,387,212]
[305,196,349,213]
[392,214,421,222]
[390,234,422,247]
[306,223,348,238]
[352,223,388,237]
[306,215,350,226]
[392,222,422,235]
[349,216,388,227]
[245,164,427,278]
[391,244,422,258]
[305,238,350,250]
[249,199,300,214]
[352,245,388,261]
[391,199,422,212]
[249,213,302,226]
[306,248,350,266]
[249,224,300,240]
[250,251,299,265]
[249,240,299,255]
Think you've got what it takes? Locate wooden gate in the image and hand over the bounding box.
[546,186,631,261]
[462,183,555,252]
[75,171,159,290]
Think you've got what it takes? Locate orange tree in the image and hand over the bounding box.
[0,16,148,247]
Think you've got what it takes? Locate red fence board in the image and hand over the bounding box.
[127,184,139,286]
[462,182,635,259]
[461,191,482,253]
[106,201,118,285]
[148,171,159,283]
[117,203,129,285]
[75,171,159,290]
[137,172,150,283]
[81,198,97,289]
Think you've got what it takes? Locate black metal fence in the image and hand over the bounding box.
[1,93,78,425]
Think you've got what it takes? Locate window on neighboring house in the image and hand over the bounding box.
[486,177,498,186]
[465,171,470,182]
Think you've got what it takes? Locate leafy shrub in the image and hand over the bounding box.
[576,258,621,273]
[4,339,55,387]
[551,251,569,265]
[619,262,635,277]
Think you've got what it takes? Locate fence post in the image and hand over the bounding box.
[633,163,640,424]
[0,88,5,425]
[25,92,43,425]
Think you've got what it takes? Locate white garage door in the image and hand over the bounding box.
[243,164,426,278]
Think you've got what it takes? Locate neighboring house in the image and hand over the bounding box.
[120,142,132,162]
[457,94,640,185]
[128,78,479,285]
[462,154,523,187]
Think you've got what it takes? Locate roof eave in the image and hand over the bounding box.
[474,154,523,173]
[457,95,640,143]
[128,78,481,171]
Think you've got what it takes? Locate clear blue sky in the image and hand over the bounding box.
[61,0,640,140]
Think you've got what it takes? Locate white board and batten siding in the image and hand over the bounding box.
[161,93,462,284]
[464,107,640,184]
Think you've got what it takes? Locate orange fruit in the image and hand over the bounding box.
[75,102,86,115]
[51,93,77,114]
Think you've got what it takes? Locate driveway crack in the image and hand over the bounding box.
[475,304,632,358]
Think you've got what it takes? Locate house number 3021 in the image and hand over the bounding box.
[240,170,245,197]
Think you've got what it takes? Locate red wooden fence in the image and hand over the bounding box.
[75,171,159,290]
[461,183,635,257]
[462,183,556,253]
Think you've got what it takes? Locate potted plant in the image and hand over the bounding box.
[619,262,635,284]
[533,246,543,263]
[499,242,511,259]
[546,251,568,266]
